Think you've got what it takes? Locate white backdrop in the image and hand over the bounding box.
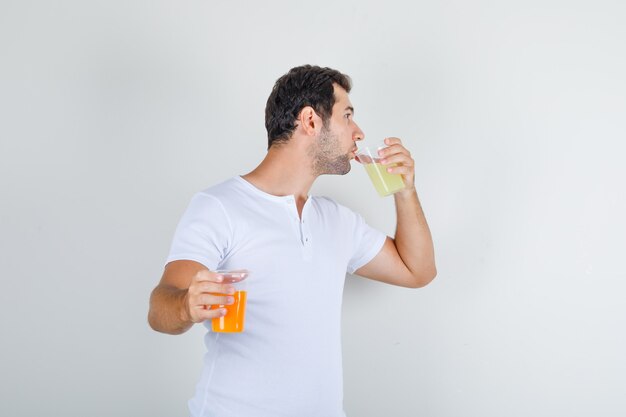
[1,1,625,416]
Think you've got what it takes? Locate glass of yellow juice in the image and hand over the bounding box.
[356,142,405,196]
[211,270,249,333]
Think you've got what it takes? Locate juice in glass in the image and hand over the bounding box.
[356,141,406,197]
[211,290,247,333]
[363,162,405,196]
[210,270,249,333]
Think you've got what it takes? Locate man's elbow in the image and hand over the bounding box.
[148,313,188,335]
[148,312,163,333]
[147,310,165,333]
[408,266,437,289]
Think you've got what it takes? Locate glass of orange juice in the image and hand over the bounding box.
[356,141,405,197]
[211,269,249,333]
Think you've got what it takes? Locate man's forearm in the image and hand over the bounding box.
[148,285,193,335]
[393,187,436,286]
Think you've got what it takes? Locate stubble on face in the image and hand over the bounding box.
[310,124,352,176]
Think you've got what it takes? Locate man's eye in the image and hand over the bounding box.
[345,114,352,119]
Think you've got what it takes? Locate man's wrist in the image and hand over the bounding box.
[395,184,417,200]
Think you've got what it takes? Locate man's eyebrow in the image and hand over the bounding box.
[345,106,354,114]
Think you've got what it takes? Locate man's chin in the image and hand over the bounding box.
[321,164,351,176]
[336,160,352,175]
[315,156,352,176]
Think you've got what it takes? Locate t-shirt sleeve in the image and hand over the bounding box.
[165,192,232,271]
[346,211,387,274]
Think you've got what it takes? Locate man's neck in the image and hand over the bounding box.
[242,144,316,203]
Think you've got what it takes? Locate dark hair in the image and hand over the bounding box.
[264,65,352,148]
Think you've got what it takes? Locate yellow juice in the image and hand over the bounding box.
[364,163,405,196]
[211,290,247,333]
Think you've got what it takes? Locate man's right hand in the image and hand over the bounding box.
[149,260,235,334]
[184,270,236,323]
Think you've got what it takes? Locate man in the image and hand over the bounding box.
[148,65,436,417]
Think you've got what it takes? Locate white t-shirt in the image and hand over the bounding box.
[166,176,386,417]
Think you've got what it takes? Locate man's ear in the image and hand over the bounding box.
[297,106,322,136]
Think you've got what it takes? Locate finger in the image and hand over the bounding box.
[196,294,235,307]
[193,269,224,283]
[191,282,236,295]
[384,137,403,146]
[386,165,414,175]
[378,144,410,158]
[190,306,227,323]
[187,293,234,323]
[380,153,414,167]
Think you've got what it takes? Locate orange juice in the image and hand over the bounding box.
[211,290,247,333]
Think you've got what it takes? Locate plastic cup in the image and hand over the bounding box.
[356,141,405,196]
[211,269,249,333]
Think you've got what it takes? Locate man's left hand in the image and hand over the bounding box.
[378,137,416,195]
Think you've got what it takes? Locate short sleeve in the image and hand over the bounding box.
[165,192,232,271]
[346,211,387,274]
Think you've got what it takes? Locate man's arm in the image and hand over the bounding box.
[355,137,436,288]
[148,260,235,335]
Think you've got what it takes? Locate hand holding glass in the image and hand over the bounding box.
[356,142,405,196]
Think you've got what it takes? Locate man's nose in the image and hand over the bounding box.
[354,124,365,141]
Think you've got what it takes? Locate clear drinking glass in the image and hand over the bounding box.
[356,141,405,196]
[211,269,249,333]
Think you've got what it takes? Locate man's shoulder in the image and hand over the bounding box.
[198,177,238,195]
[180,178,247,215]
[194,177,249,201]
